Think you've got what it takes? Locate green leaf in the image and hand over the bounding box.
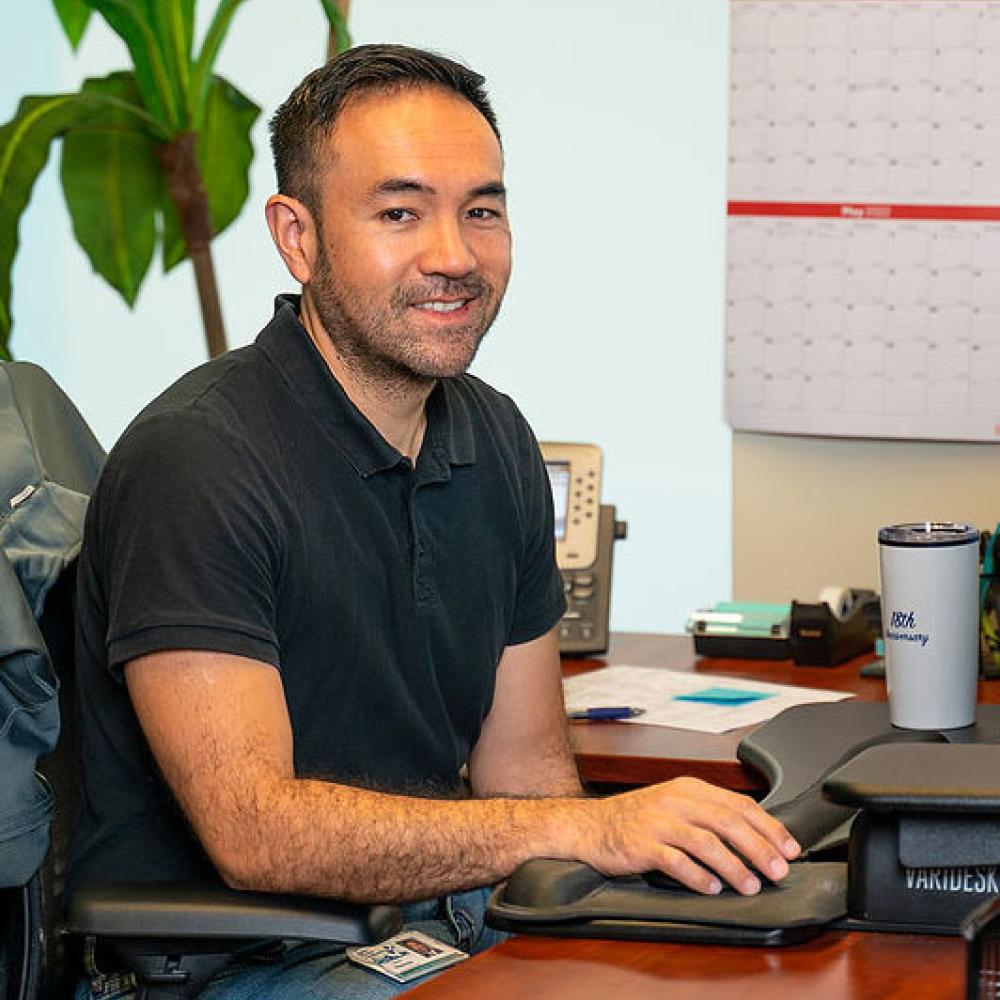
[162,75,258,272]
[0,92,97,358]
[60,75,162,306]
[200,78,258,237]
[189,0,250,128]
[88,0,181,130]
[151,0,195,64]
[52,0,93,50]
[318,0,351,55]
[148,0,195,117]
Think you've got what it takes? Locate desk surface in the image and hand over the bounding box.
[409,632,985,998]
[566,631,1000,788]
[408,930,964,999]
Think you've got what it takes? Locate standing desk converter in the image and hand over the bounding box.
[408,632,990,999]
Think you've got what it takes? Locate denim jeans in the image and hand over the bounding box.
[77,886,505,1000]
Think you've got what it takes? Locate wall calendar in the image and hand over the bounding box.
[726,0,1000,440]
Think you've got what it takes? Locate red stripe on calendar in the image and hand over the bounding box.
[727,201,1000,221]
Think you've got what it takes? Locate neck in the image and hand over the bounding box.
[299,294,432,460]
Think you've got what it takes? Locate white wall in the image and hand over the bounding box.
[733,432,1000,604]
[2,0,731,633]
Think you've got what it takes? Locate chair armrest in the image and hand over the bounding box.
[68,883,403,999]
[69,881,401,945]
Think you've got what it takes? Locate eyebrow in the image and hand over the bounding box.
[368,177,507,201]
[470,181,507,201]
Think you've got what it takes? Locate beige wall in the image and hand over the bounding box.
[732,431,1000,603]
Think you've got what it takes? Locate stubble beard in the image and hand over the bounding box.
[308,242,505,397]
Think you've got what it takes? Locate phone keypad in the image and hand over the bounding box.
[569,472,598,531]
[560,571,598,644]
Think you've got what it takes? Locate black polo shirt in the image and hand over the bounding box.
[69,295,565,891]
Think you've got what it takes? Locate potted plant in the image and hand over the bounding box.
[0,0,350,360]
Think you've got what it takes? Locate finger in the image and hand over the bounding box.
[668,799,791,885]
[730,797,802,861]
[654,845,724,896]
[670,780,801,859]
[714,815,790,884]
[669,823,763,895]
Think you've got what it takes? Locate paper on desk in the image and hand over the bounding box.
[563,665,852,734]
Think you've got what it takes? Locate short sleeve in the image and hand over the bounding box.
[95,411,285,675]
[507,423,567,646]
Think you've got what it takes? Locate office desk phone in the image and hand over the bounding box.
[540,442,625,656]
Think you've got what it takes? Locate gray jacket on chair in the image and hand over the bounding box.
[0,362,104,888]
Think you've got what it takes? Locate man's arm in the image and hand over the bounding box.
[126,649,800,904]
[467,627,583,798]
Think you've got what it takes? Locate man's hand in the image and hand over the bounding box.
[573,777,801,896]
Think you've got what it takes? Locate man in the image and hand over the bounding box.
[70,44,799,997]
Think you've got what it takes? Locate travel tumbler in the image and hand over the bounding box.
[878,522,979,730]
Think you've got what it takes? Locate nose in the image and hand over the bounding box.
[418,216,477,278]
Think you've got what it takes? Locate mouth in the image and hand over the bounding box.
[411,298,474,315]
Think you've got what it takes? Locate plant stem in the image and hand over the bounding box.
[188,243,227,359]
[157,132,228,357]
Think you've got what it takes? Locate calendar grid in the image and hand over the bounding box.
[726,0,1000,441]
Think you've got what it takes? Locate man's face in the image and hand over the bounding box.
[306,85,511,384]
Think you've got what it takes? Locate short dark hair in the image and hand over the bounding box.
[269,43,502,214]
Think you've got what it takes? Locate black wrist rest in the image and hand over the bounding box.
[487,859,846,946]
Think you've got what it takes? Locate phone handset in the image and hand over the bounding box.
[540,442,624,657]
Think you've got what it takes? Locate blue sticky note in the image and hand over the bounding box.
[674,687,775,706]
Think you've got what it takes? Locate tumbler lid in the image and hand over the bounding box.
[878,522,979,547]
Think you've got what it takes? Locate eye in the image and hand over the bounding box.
[468,206,503,222]
[380,208,416,223]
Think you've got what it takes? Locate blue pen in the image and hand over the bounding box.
[567,706,645,721]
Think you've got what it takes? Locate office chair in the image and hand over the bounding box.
[0,363,400,1000]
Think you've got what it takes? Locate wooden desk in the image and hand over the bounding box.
[567,631,1000,789]
[408,632,984,998]
[564,631,884,789]
[408,931,965,999]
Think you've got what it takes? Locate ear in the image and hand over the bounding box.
[265,194,317,285]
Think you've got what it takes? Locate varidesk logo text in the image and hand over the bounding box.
[906,867,1000,894]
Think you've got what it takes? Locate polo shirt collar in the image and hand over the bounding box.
[256,295,476,479]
